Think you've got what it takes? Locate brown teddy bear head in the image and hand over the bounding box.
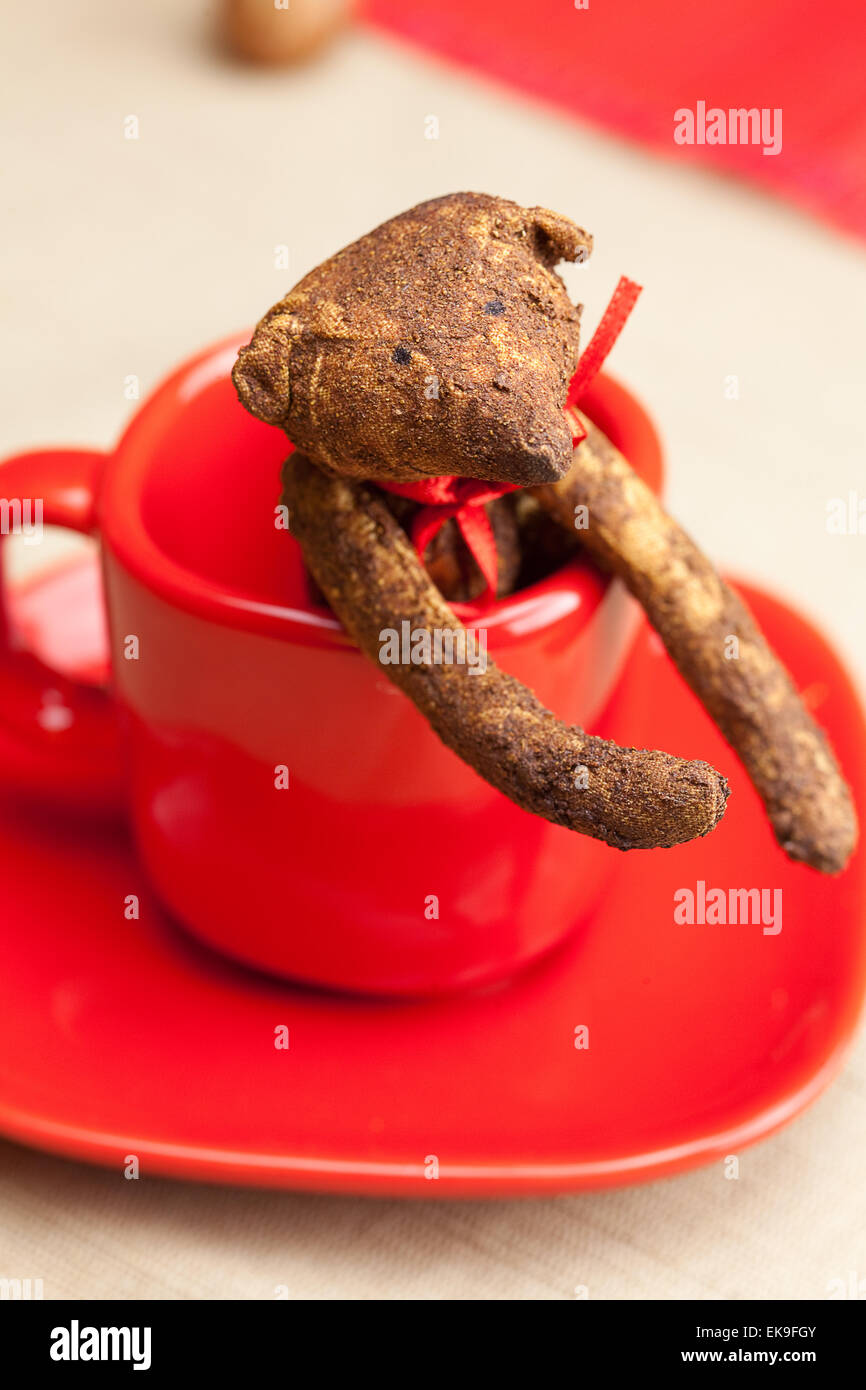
[233,192,592,486]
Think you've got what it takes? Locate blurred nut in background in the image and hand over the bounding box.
[223,0,353,65]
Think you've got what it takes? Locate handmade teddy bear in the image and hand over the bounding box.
[233,193,856,872]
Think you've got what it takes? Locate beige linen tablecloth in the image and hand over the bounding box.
[1,2,864,1299]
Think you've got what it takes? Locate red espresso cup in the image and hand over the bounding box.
[0,336,662,995]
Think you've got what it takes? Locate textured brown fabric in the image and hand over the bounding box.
[233,192,591,486]
[533,411,858,873]
[283,453,729,851]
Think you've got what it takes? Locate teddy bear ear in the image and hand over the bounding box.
[233,193,592,486]
[529,206,593,267]
[233,312,296,428]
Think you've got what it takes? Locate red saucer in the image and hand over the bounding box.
[0,561,864,1196]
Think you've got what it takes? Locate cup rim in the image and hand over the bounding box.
[99,332,663,647]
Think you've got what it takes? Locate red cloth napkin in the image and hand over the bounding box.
[362,0,866,241]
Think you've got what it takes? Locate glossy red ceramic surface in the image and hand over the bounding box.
[0,563,863,1195]
[0,338,663,994]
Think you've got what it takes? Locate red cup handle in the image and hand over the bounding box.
[0,449,125,815]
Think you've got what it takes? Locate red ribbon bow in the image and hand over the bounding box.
[379,276,642,601]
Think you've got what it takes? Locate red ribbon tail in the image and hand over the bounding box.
[412,502,499,603]
[411,506,455,566]
[455,505,499,602]
[568,276,642,410]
